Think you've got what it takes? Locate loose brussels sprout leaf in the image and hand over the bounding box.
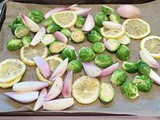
[22,36,32,47]
[67,60,83,73]
[116,45,130,61]
[14,25,30,38]
[133,75,153,92]
[87,30,102,43]
[49,41,66,54]
[6,39,22,51]
[71,29,85,43]
[91,42,105,54]
[122,61,138,73]
[78,47,95,62]
[75,16,85,28]
[47,22,61,33]
[101,5,114,15]
[95,54,113,68]
[110,69,127,86]
[28,10,44,23]
[43,17,53,27]
[61,48,76,62]
[94,12,107,27]
[121,81,139,99]
[137,60,151,76]
[60,28,72,38]
[109,13,121,23]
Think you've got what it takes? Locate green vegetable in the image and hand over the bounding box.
[122,61,138,73]
[10,23,24,33]
[116,45,130,61]
[7,39,22,51]
[94,12,107,27]
[110,69,127,86]
[137,60,151,76]
[133,75,153,92]
[67,60,83,73]
[91,42,105,54]
[99,83,114,103]
[28,10,44,23]
[22,36,32,47]
[14,25,30,38]
[87,30,102,43]
[61,48,76,62]
[101,5,114,15]
[14,16,23,24]
[60,28,71,38]
[104,39,120,52]
[41,34,56,46]
[71,29,85,43]
[47,22,61,33]
[78,47,95,62]
[93,26,101,34]
[49,41,66,54]
[43,17,53,27]
[121,81,139,99]
[75,16,85,28]
[109,13,121,23]
[95,54,113,68]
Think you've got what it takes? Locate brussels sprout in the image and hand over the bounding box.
[71,29,85,43]
[28,10,44,23]
[109,13,121,23]
[133,75,153,92]
[49,41,66,54]
[95,54,113,68]
[43,17,53,27]
[87,30,102,43]
[121,81,139,99]
[137,60,151,76]
[14,25,30,38]
[93,26,101,34]
[122,61,138,73]
[78,47,95,62]
[61,48,76,62]
[91,42,105,54]
[9,16,24,31]
[7,39,22,51]
[41,34,56,46]
[101,5,114,15]
[110,69,127,86]
[10,23,24,33]
[22,36,32,47]
[94,12,107,27]
[104,39,120,52]
[116,45,130,61]
[67,60,83,73]
[75,16,85,28]
[60,28,71,38]
[47,22,61,33]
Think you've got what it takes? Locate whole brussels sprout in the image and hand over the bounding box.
[87,30,102,43]
[110,69,127,86]
[14,25,30,38]
[78,47,95,62]
[94,12,107,27]
[60,28,71,38]
[109,13,121,23]
[91,42,105,54]
[122,61,138,73]
[13,16,23,24]
[95,54,113,68]
[43,17,53,27]
[47,22,61,33]
[121,81,139,99]
[116,45,130,61]
[28,10,44,23]
[133,75,153,92]
[7,39,22,51]
[137,60,151,76]
[68,60,83,73]
[22,36,32,47]
[61,48,76,62]
[75,16,85,28]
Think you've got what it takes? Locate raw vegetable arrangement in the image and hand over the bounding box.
[1,3,160,111]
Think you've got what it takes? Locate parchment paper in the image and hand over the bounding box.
[0,1,160,116]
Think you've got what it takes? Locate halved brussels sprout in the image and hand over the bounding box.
[87,30,102,43]
[67,60,83,73]
[28,10,44,23]
[61,48,76,62]
[122,61,138,73]
[91,42,105,54]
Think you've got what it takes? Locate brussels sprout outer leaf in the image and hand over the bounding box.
[60,28,72,38]
[109,13,121,23]
[43,17,53,27]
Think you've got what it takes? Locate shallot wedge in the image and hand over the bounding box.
[30,27,46,46]
[50,71,65,81]
[45,77,63,101]
[139,50,159,68]
[82,14,95,32]
[4,91,39,103]
[62,71,73,98]
[43,98,74,111]
[20,13,40,32]
[53,31,68,44]
[82,62,102,77]
[149,69,160,85]
[33,56,50,78]
[13,81,48,92]
[102,21,122,30]
[44,7,67,19]
[99,63,119,77]
[33,88,47,111]
[50,58,68,81]
[68,4,83,11]
[75,8,91,17]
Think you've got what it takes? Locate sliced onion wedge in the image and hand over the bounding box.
[102,21,122,30]
[75,8,91,17]
[68,4,84,11]
[53,31,68,44]
[149,69,160,85]
[82,14,95,32]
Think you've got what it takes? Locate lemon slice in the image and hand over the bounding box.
[0,59,26,83]
[140,36,160,59]
[123,18,150,39]
[72,76,100,104]
[100,26,125,39]
[36,56,63,85]
[20,43,48,66]
[51,11,77,28]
